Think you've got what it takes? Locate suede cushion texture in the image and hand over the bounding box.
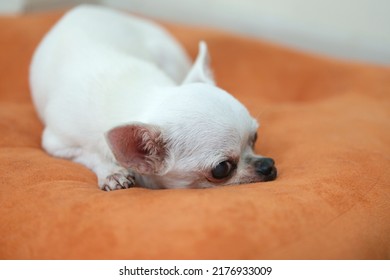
[0,9,389,260]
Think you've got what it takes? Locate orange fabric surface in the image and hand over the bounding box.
[1,10,389,259]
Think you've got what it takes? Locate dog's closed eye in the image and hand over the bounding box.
[250,132,258,148]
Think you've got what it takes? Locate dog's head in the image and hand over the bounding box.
[105,42,277,189]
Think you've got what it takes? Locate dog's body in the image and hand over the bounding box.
[30,5,276,190]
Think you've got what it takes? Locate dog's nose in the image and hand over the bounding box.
[255,157,277,181]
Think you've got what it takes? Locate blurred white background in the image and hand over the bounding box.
[1,0,389,65]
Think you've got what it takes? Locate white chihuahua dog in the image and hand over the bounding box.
[30,5,277,190]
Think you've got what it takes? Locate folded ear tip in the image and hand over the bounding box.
[182,40,214,85]
[199,40,208,52]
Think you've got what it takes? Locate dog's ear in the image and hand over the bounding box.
[105,124,170,175]
[183,41,215,85]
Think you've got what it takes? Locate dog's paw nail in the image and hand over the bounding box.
[102,171,135,191]
[126,175,135,184]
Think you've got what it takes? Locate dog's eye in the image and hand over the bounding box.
[251,132,258,148]
[211,161,235,180]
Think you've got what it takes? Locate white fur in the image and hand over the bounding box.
[30,5,275,190]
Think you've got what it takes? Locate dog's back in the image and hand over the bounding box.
[30,4,191,123]
[58,5,191,72]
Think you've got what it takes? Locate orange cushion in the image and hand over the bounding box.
[1,10,389,259]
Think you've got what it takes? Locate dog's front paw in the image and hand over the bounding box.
[102,170,135,191]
